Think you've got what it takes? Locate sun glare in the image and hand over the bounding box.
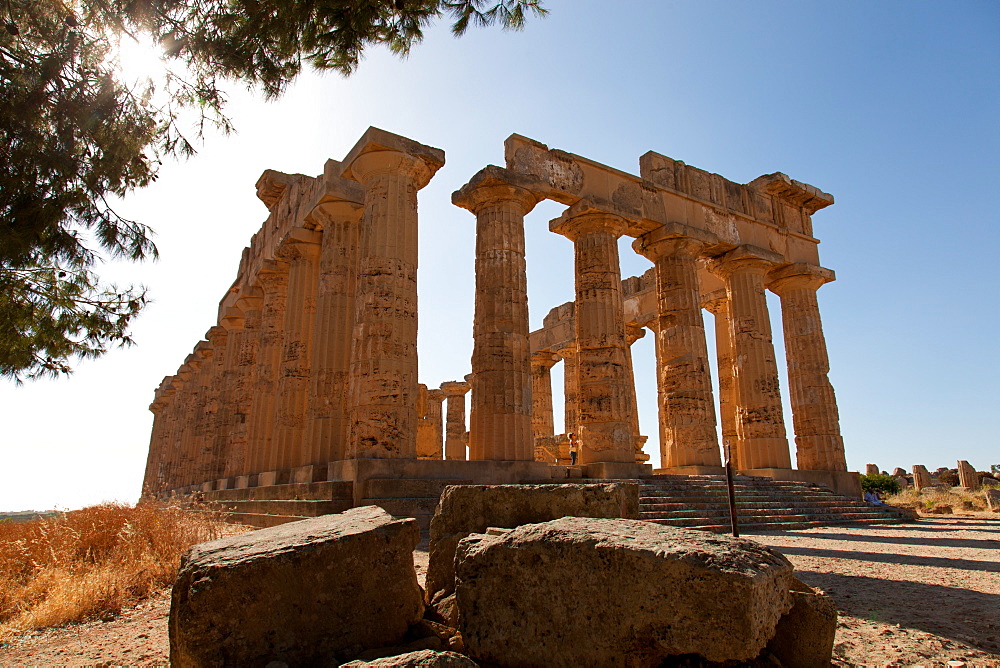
[113,35,170,86]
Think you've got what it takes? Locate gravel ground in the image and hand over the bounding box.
[1,515,997,666]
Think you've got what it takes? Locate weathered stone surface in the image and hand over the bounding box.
[169,506,422,667]
[892,467,907,477]
[765,577,837,667]
[984,488,1000,512]
[957,460,980,490]
[865,463,879,475]
[913,464,932,490]
[455,517,793,665]
[342,650,477,667]
[425,483,639,606]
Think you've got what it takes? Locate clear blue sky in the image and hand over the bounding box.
[2,0,997,510]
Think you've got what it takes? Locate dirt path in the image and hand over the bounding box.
[1,517,996,666]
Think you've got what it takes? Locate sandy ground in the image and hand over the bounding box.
[0,516,997,666]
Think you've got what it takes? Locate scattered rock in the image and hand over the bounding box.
[341,649,478,667]
[454,516,793,666]
[765,576,838,667]
[985,488,1000,512]
[169,506,422,667]
[424,483,639,610]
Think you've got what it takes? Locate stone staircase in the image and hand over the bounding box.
[196,481,354,528]
[360,478,472,546]
[636,474,911,532]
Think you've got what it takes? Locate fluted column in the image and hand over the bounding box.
[143,381,174,495]
[710,246,790,470]
[304,200,363,464]
[454,167,541,461]
[425,389,446,459]
[557,346,579,436]
[271,230,322,471]
[550,208,634,464]
[175,357,201,488]
[441,381,471,461]
[227,292,262,477]
[344,150,435,458]
[160,375,185,490]
[202,327,230,483]
[530,352,559,441]
[623,324,649,463]
[634,230,720,468]
[703,291,742,468]
[247,261,289,475]
[768,264,846,471]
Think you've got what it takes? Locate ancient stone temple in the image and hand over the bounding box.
[143,127,858,510]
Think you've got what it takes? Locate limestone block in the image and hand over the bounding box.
[425,483,639,607]
[985,488,1000,512]
[342,650,476,667]
[912,464,932,490]
[454,517,793,665]
[865,463,879,475]
[957,460,980,490]
[892,467,907,477]
[169,506,422,667]
[765,577,837,667]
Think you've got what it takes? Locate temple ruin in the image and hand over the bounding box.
[143,127,858,507]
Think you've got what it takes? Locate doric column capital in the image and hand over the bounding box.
[306,199,364,230]
[221,307,245,331]
[625,324,646,346]
[452,165,542,215]
[632,222,718,262]
[340,127,445,189]
[440,380,471,397]
[205,326,228,348]
[275,228,322,262]
[766,263,835,295]
[549,206,628,241]
[554,344,578,361]
[234,287,264,313]
[531,351,560,370]
[701,289,728,314]
[256,259,290,294]
[708,244,783,279]
[426,388,446,403]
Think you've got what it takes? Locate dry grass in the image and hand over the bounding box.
[887,483,1000,514]
[0,501,235,641]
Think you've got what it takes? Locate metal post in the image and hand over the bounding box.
[724,440,739,537]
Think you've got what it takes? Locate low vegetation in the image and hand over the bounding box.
[0,501,233,641]
[860,473,901,496]
[887,484,999,514]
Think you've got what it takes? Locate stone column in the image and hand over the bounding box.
[175,356,201,488]
[550,207,634,464]
[246,260,289,475]
[271,229,322,471]
[143,381,174,495]
[530,352,559,441]
[454,167,541,461]
[634,229,720,469]
[709,246,791,470]
[304,200,363,464]
[702,291,741,469]
[160,375,185,491]
[344,147,439,459]
[424,389,446,459]
[623,324,650,463]
[202,326,230,483]
[912,464,932,490]
[227,291,263,477]
[767,263,846,471]
[557,346,580,436]
[441,381,471,461]
[957,460,979,490]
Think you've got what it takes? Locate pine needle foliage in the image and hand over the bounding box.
[1,0,546,382]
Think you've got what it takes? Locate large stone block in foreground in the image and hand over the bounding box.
[455,517,794,666]
[425,483,638,606]
[169,506,422,667]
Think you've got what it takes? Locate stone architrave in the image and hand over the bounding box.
[271,229,322,471]
[342,130,445,459]
[634,224,720,469]
[550,203,635,464]
[703,291,742,468]
[957,460,979,490]
[709,245,791,470]
[865,464,880,476]
[247,260,290,476]
[530,352,558,442]
[440,381,471,461]
[454,166,542,462]
[768,263,846,472]
[912,465,932,491]
[302,199,363,465]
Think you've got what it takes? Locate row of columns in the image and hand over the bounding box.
[144,135,444,493]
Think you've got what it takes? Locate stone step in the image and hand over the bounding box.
[364,478,473,499]
[211,499,353,517]
[204,481,353,502]
[190,509,309,529]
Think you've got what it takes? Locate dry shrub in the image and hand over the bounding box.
[887,485,996,513]
[0,501,234,640]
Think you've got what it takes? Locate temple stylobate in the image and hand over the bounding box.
[143,127,856,502]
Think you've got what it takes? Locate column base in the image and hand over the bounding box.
[654,466,726,476]
[258,470,291,487]
[234,474,258,489]
[291,464,328,484]
[741,468,861,498]
[583,462,653,479]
